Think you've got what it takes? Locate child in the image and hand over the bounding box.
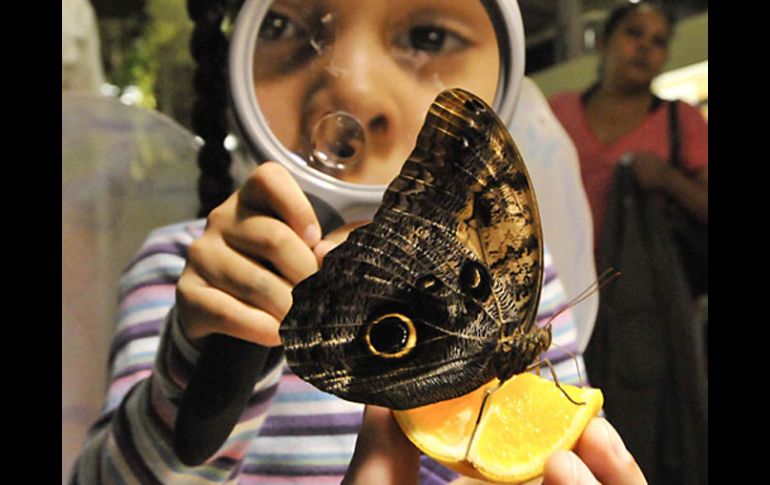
[70,0,644,483]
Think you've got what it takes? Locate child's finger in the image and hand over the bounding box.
[177,271,283,347]
[543,450,599,485]
[222,214,319,284]
[239,162,322,247]
[313,221,370,264]
[573,418,647,485]
[186,235,294,321]
[342,406,420,485]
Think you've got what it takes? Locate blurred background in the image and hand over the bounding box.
[61,0,708,482]
[64,0,708,126]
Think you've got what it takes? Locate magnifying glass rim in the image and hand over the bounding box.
[228,0,526,201]
[229,0,381,199]
[482,0,526,124]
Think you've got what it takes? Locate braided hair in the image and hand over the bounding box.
[187,0,239,217]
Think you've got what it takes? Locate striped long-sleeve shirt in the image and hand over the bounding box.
[70,218,587,484]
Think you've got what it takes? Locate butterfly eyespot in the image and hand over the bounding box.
[415,275,442,292]
[460,260,492,300]
[365,313,417,359]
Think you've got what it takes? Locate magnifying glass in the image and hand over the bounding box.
[174,0,527,465]
[229,0,525,223]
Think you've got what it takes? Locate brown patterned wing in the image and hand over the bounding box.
[280,88,547,410]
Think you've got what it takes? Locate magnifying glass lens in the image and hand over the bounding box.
[310,111,365,172]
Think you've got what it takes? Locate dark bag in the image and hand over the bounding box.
[666,100,708,297]
[586,164,708,485]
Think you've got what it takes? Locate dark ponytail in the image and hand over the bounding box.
[188,0,234,218]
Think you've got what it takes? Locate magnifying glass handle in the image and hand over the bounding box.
[173,195,345,466]
[173,334,270,466]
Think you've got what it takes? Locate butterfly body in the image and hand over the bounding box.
[280,89,547,410]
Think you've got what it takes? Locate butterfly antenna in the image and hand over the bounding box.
[543,268,621,331]
[537,268,620,391]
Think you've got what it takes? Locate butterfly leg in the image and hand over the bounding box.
[546,340,585,389]
[464,381,502,460]
[526,359,585,406]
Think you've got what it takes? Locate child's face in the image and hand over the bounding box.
[252,0,500,185]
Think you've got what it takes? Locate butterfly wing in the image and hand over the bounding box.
[280,89,544,409]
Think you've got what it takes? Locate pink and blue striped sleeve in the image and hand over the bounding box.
[70,220,283,484]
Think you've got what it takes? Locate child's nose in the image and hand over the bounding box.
[312,30,404,150]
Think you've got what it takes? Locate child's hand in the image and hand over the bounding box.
[342,412,647,485]
[312,220,369,262]
[342,406,420,485]
[543,417,647,485]
[177,162,322,347]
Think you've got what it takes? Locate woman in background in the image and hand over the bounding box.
[549,1,707,245]
[549,2,708,484]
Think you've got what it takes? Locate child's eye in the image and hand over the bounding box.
[397,25,468,55]
[409,26,447,52]
[259,11,303,42]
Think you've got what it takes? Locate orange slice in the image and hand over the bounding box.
[393,373,603,484]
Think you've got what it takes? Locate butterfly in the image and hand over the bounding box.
[279,88,549,410]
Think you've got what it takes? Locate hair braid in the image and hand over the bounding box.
[188,0,234,217]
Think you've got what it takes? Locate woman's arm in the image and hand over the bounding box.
[662,165,708,223]
[629,101,708,223]
[629,153,708,223]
